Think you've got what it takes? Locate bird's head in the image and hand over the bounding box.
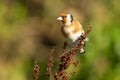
[57,13,73,25]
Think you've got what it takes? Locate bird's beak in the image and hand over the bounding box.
[57,17,63,20]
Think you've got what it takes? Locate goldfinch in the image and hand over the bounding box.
[57,13,85,53]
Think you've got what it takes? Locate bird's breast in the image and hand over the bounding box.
[61,25,74,37]
[64,26,74,33]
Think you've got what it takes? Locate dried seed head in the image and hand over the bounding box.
[53,27,92,80]
[46,46,55,77]
[34,61,39,80]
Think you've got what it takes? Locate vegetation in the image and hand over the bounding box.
[0,0,120,80]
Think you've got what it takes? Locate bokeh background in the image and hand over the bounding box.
[0,0,120,80]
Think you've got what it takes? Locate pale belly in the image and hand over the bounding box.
[66,31,83,46]
[69,31,83,42]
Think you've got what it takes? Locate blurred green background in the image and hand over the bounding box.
[0,0,120,80]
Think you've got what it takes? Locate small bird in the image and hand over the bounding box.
[57,13,85,53]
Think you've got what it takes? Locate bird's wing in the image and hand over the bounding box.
[72,21,84,33]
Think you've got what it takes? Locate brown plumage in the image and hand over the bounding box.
[61,20,84,37]
[57,13,85,53]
